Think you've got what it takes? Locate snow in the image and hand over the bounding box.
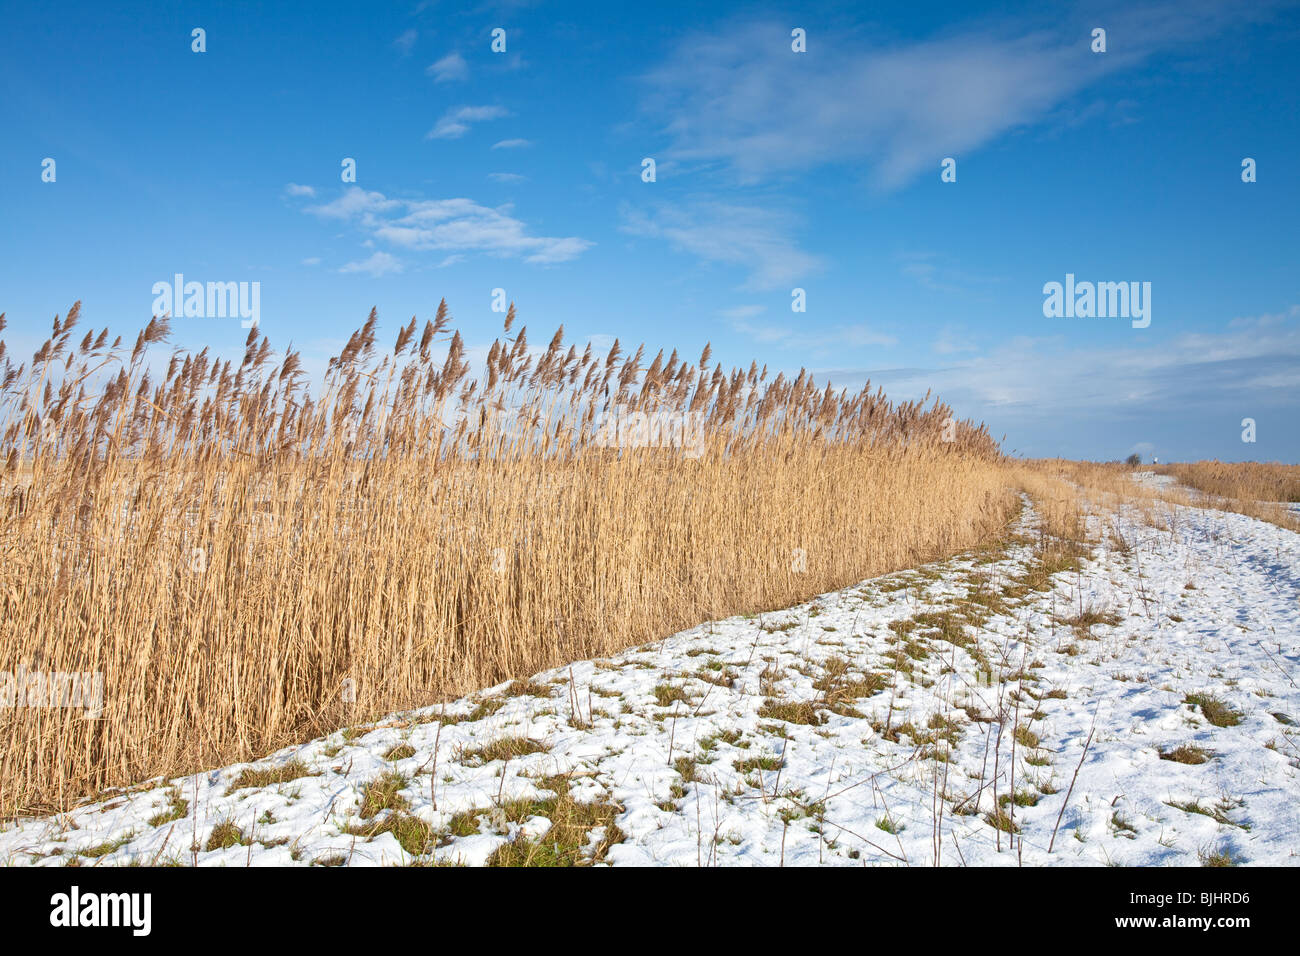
[1130,470,1177,490]
[2,496,1296,867]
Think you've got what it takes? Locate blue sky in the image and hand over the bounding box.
[2,0,1297,461]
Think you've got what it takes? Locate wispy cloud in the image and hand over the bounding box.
[932,324,978,355]
[732,319,898,354]
[620,199,821,290]
[284,183,316,197]
[305,188,401,221]
[718,305,765,320]
[303,187,592,265]
[427,51,468,83]
[426,105,508,140]
[898,252,1004,297]
[488,172,527,183]
[640,6,1273,189]
[491,138,532,149]
[819,306,1300,432]
[339,251,405,277]
[393,29,418,56]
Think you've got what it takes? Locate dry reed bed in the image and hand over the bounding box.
[1,302,1016,816]
[1155,460,1300,502]
[1027,458,1300,532]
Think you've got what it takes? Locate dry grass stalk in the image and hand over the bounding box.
[1,301,1016,816]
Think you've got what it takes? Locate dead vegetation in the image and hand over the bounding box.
[0,301,1017,816]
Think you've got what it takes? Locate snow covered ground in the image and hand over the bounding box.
[1130,469,1177,490]
[2,496,1297,867]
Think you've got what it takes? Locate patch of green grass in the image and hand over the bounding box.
[911,611,973,647]
[1184,694,1243,728]
[1060,607,1122,638]
[876,815,904,835]
[757,699,824,726]
[79,833,134,859]
[147,788,189,828]
[503,679,553,699]
[226,758,315,795]
[344,811,433,856]
[890,637,931,661]
[1165,798,1247,829]
[1199,846,1240,867]
[1159,744,1211,765]
[701,729,744,752]
[925,713,964,746]
[459,736,549,765]
[984,808,1020,834]
[812,659,887,715]
[444,810,483,838]
[457,698,508,723]
[652,683,691,707]
[962,585,1014,618]
[1021,535,1091,591]
[204,820,248,852]
[359,771,409,819]
[673,756,698,784]
[487,775,626,867]
[998,790,1040,808]
[695,666,735,688]
[1013,725,1040,748]
[734,754,784,774]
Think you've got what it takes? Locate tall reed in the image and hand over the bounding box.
[0,302,1016,816]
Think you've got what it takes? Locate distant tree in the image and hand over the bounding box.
[1125,453,1141,466]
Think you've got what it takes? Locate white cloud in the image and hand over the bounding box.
[304,187,592,266]
[933,324,978,355]
[621,199,821,290]
[307,188,402,222]
[339,252,405,277]
[491,138,532,149]
[426,105,508,140]
[285,183,316,197]
[899,252,1004,297]
[640,8,1268,189]
[393,29,418,56]
[301,257,322,266]
[427,52,468,83]
[733,320,897,353]
[823,306,1300,424]
[731,320,792,345]
[718,305,765,320]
